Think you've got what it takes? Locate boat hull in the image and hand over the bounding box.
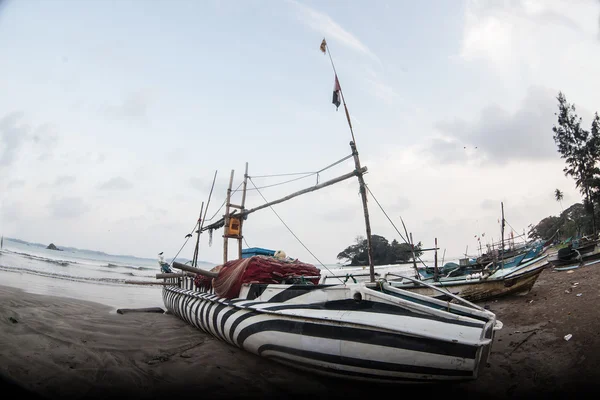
[548,247,600,267]
[391,267,544,302]
[162,281,497,384]
[389,256,549,302]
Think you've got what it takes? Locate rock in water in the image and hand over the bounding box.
[46,243,62,251]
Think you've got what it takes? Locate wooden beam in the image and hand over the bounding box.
[117,307,165,314]
[241,167,367,218]
[171,261,219,278]
[201,167,366,233]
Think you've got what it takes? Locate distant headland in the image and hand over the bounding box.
[46,243,63,251]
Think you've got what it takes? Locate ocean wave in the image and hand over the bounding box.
[6,250,72,267]
[103,263,156,271]
[0,264,148,286]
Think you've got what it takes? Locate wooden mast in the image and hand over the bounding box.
[238,162,249,259]
[192,202,204,267]
[223,170,235,264]
[321,37,375,283]
[349,141,375,282]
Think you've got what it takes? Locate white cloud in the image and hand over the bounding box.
[458,0,600,109]
[104,89,154,120]
[98,177,133,190]
[49,196,90,219]
[431,86,563,164]
[287,0,380,63]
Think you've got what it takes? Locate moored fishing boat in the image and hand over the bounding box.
[386,254,549,302]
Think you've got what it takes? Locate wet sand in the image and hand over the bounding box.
[1,266,600,400]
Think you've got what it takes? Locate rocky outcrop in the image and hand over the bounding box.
[46,243,62,251]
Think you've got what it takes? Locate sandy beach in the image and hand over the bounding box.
[1,266,600,400]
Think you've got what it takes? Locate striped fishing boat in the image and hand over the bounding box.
[159,38,503,385]
[162,274,501,383]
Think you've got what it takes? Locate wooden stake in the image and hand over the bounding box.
[223,170,234,264]
[238,162,249,259]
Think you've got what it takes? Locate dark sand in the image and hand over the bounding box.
[1,266,600,400]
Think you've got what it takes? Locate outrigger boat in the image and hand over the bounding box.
[156,39,502,384]
[547,235,600,270]
[321,204,549,302]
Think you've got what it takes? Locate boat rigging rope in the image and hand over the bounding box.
[246,154,353,191]
[504,218,528,244]
[206,181,244,222]
[170,179,243,266]
[169,219,201,267]
[248,176,345,285]
[364,184,429,269]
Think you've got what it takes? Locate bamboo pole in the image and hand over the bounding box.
[400,216,419,280]
[441,248,446,270]
[192,202,204,267]
[238,162,249,259]
[223,170,234,264]
[171,261,219,278]
[434,238,439,282]
[409,232,418,277]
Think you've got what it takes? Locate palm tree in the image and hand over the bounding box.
[555,189,564,212]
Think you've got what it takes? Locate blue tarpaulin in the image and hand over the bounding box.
[241,247,275,259]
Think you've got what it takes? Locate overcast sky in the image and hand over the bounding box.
[1,0,600,265]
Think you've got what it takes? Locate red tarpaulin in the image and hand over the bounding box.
[194,256,321,299]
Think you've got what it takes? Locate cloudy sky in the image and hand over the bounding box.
[1,0,599,265]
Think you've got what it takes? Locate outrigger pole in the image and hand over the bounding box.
[320,38,376,283]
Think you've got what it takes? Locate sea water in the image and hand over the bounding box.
[0,239,217,312]
[0,238,443,311]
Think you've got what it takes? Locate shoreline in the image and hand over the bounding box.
[1,266,600,399]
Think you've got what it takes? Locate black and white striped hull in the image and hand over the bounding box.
[163,281,498,384]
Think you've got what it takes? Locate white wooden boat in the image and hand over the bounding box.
[162,273,501,383]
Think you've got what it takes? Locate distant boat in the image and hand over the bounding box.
[547,235,600,268]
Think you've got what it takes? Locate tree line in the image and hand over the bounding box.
[337,234,423,266]
[529,92,600,241]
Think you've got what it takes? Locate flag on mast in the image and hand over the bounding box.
[320,38,327,54]
[332,74,341,110]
